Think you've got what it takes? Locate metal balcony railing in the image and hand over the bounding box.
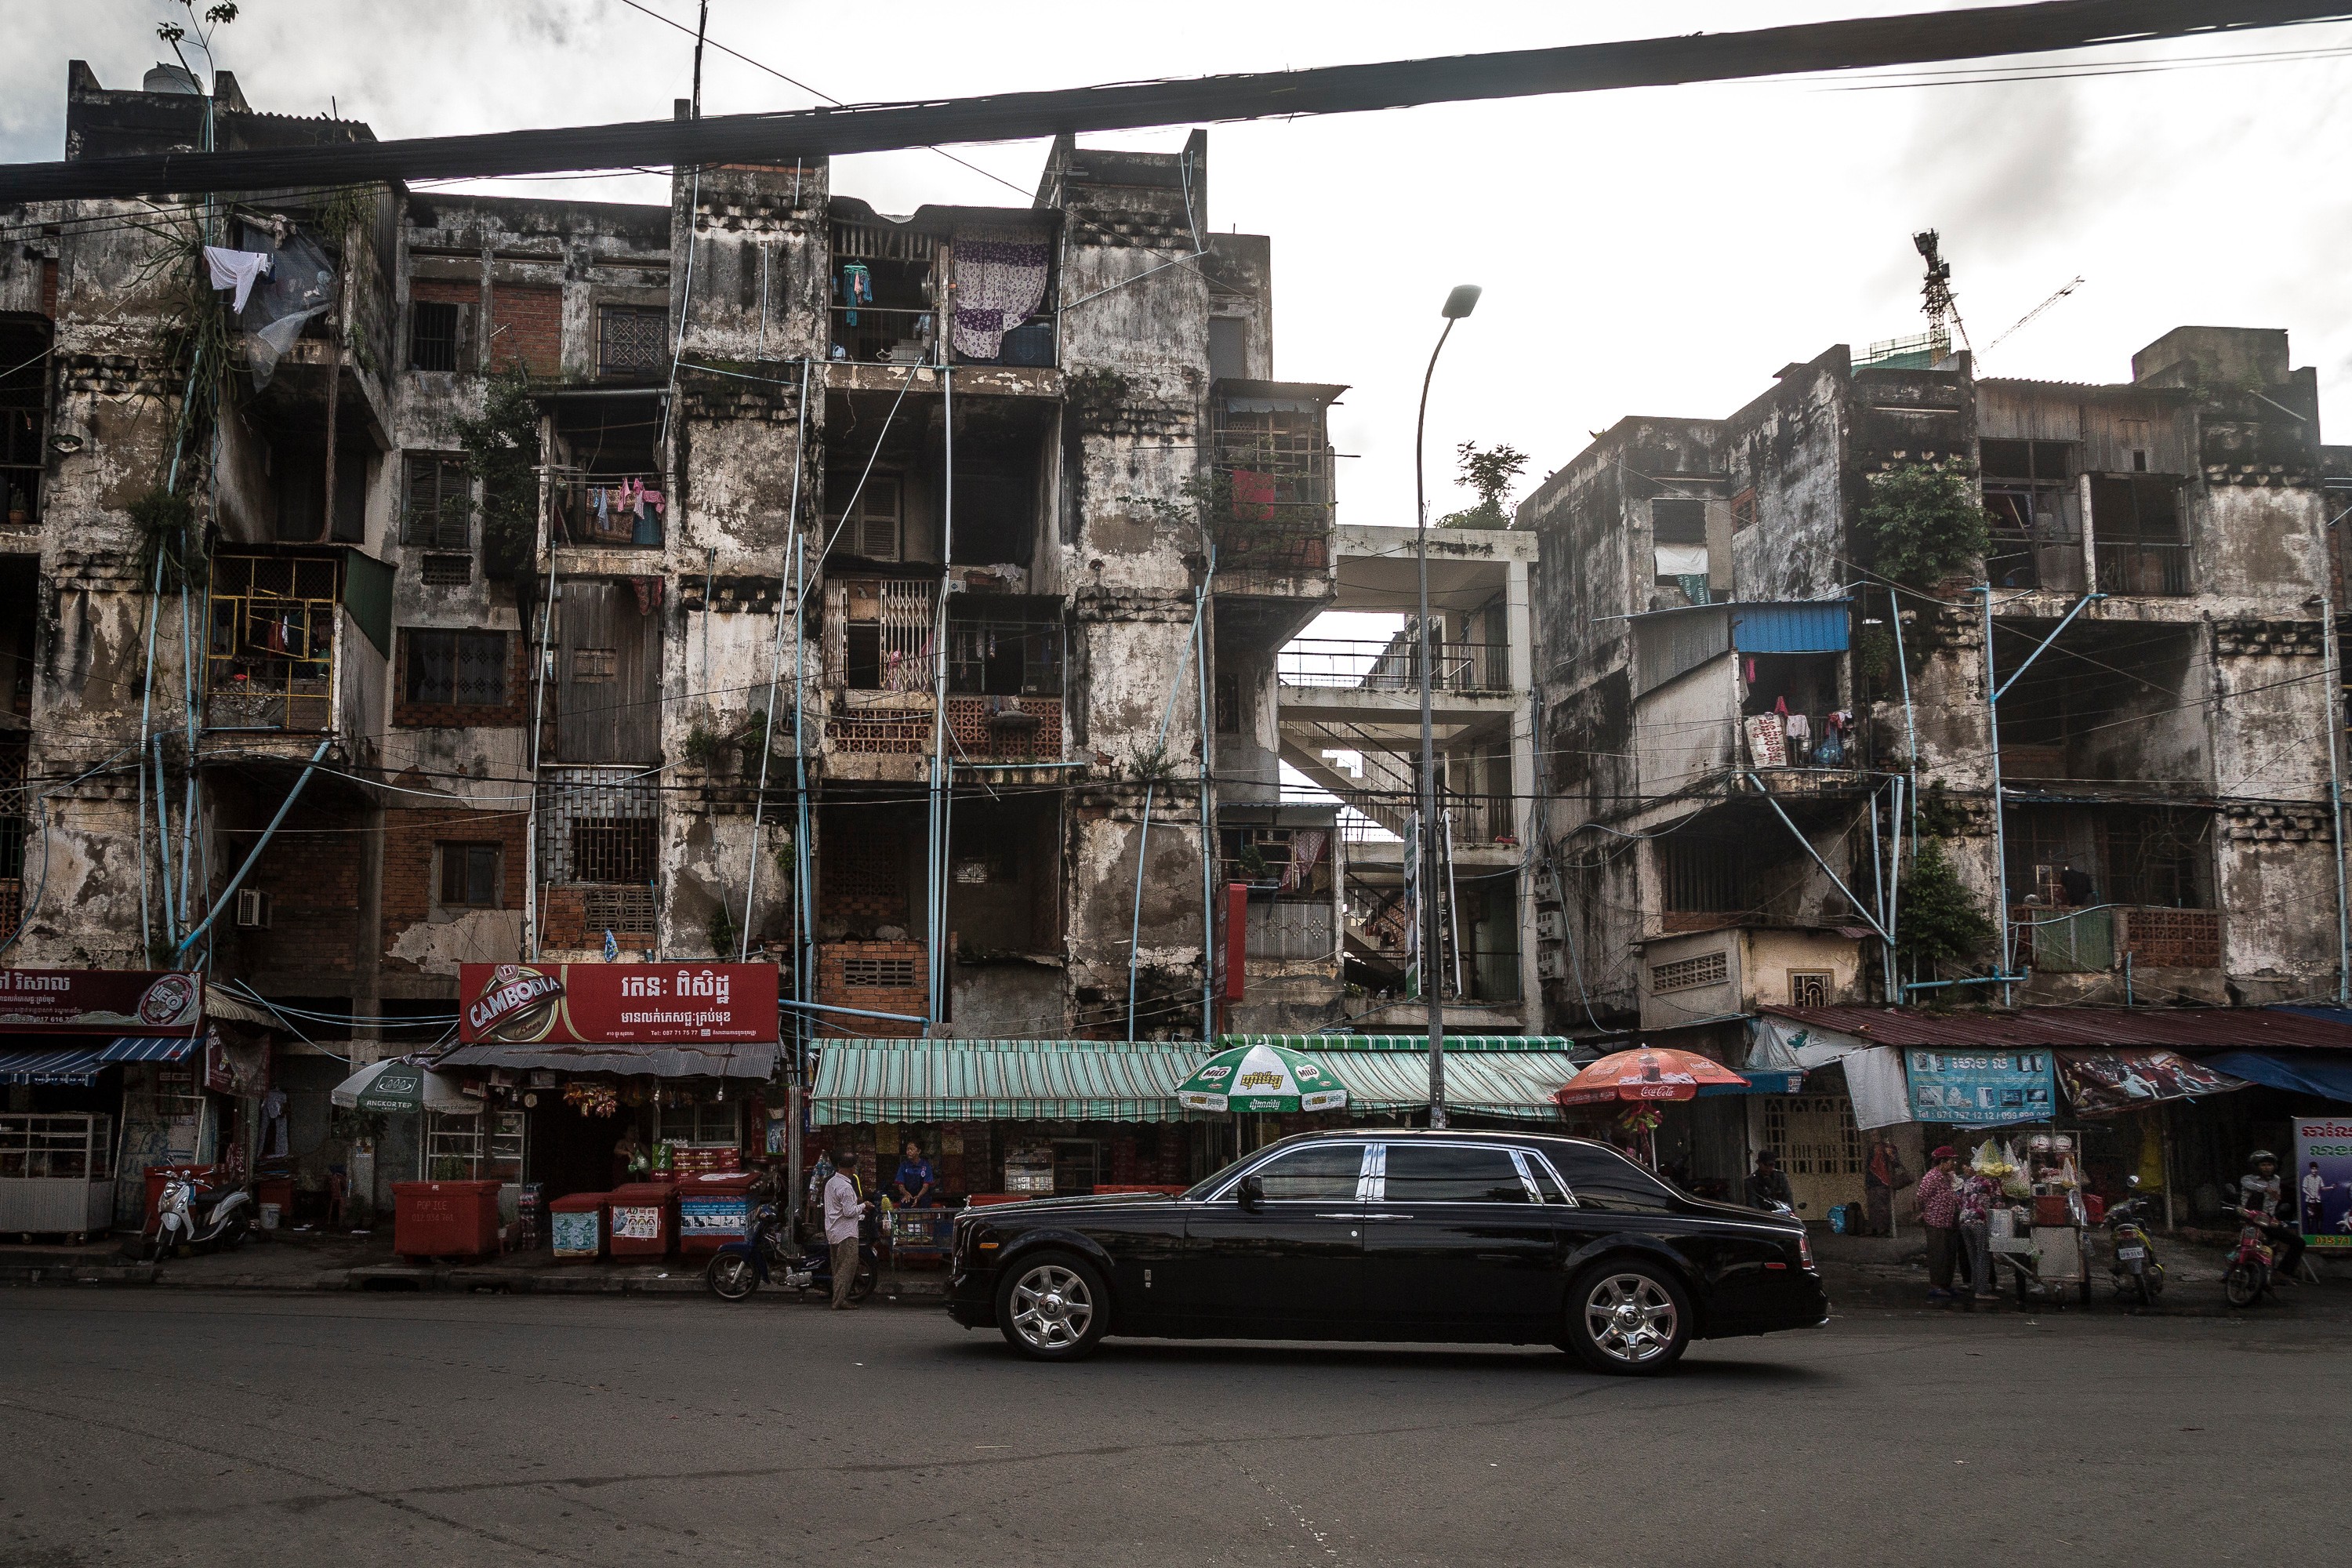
[2094,542,2191,596]
[549,472,666,550]
[829,307,938,367]
[1279,638,1507,691]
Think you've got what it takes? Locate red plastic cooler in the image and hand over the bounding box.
[550,1191,609,1260]
[676,1171,758,1254]
[605,1181,677,1259]
[390,1179,502,1261]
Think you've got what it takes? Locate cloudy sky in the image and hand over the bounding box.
[12,2,2352,526]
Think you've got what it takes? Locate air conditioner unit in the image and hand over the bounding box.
[235,887,272,930]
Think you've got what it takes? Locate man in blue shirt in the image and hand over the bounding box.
[892,1140,936,1208]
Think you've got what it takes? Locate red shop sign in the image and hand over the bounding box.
[458,963,778,1045]
[0,970,204,1036]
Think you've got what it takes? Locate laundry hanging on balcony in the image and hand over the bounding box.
[949,228,1050,360]
[202,245,274,312]
[840,262,872,325]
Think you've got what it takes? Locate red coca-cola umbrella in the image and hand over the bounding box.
[1555,1047,1746,1105]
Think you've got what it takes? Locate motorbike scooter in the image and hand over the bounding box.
[150,1170,256,1261]
[2220,1202,2278,1308]
[2105,1176,2164,1306]
[704,1203,878,1303]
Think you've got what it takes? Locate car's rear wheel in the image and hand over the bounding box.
[996,1253,1108,1361]
[1562,1261,1691,1376]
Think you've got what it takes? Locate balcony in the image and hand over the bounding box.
[203,555,341,732]
[535,766,660,954]
[1278,637,1506,692]
[2012,905,2221,972]
[548,471,666,551]
[2094,541,2191,597]
[829,307,938,367]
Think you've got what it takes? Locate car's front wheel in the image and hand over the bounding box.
[996,1253,1108,1361]
[1562,1261,1691,1376]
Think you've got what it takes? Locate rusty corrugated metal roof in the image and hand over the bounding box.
[1759,1005,2352,1052]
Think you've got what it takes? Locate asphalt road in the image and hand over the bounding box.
[2,1287,2342,1566]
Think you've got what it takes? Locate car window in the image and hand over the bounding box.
[1550,1146,1680,1214]
[1381,1145,1531,1204]
[1249,1144,1367,1202]
[1522,1155,1570,1204]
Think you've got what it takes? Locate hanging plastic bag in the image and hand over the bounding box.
[238,230,337,389]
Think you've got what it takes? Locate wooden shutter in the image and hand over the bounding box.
[858,477,902,561]
[557,579,661,763]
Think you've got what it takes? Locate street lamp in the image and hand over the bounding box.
[1414,283,1479,1128]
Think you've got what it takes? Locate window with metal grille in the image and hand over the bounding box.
[420,554,471,586]
[403,630,508,706]
[1730,487,1757,532]
[410,301,463,373]
[205,555,341,732]
[1787,970,1832,1007]
[842,956,918,989]
[583,885,656,934]
[1762,1094,1864,1178]
[1658,836,1750,914]
[403,454,470,550]
[1650,951,1729,992]
[569,819,655,885]
[437,843,503,908]
[597,305,668,379]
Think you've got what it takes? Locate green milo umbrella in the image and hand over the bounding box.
[1176,1042,1348,1114]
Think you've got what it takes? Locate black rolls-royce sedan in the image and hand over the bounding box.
[946,1129,1827,1374]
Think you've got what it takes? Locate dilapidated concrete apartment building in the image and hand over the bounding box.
[0,62,1364,1059]
[1523,324,2347,1058]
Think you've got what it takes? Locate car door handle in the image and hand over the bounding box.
[1359,1212,1414,1220]
[1312,1213,1361,1220]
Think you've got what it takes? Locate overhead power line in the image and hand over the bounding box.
[1,0,2343,202]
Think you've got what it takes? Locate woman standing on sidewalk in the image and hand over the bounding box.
[1915,1146,1964,1300]
[1958,1159,2003,1304]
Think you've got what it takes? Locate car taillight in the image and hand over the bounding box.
[1796,1229,1816,1271]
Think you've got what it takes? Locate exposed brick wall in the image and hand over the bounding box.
[391,628,531,728]
[491,284,562,378]
[541,885,659,953]
[816,941,926,1037]
[380,805,529,967]
[239,807,365,974]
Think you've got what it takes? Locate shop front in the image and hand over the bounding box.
[432,961,782,1254]
[0,969,212,1237]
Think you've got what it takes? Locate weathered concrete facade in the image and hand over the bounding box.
[0,69,1348,1054]
[1525,327,2345,1044]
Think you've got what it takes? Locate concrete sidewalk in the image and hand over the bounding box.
[0,1229,952,1301]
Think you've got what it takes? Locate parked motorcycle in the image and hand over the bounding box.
[150,1171,255,1261]
[2220,1203,2278,1308]
[704,1203,877,1303]
[2105,1176,2164,1306]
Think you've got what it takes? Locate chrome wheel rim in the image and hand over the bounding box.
[712,1257,754,1297]
[1584,1273,1678,1363]
[1009,1264,1093,1350]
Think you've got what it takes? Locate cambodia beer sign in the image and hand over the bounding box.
[459,963,778,1045]
[0,970,203,1036]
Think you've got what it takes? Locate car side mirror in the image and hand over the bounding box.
[1238,1174,1265,1212]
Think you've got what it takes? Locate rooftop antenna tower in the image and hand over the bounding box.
[1911,229,1972,359]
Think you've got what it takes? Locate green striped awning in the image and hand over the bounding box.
[812,1040,1200,1126]
[812,1039,1580,1125]
[1219,1034,1581,1054]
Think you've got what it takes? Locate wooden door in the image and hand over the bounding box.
[557,579,661,763]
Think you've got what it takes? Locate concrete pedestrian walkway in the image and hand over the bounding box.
[0,1229,951,1301]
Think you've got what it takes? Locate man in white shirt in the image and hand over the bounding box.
[822,1155,867,1310]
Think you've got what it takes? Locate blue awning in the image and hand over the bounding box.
[101,1036,198,1063]
[2205,1051,2352,1103]
[0,1047,106,1084]
[1697,1068,1810,1098]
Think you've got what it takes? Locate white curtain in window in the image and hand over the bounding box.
[950,228,1050,359]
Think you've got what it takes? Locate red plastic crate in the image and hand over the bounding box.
[390,1180,503,1261]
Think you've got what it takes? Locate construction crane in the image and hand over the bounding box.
[1912,229,1974,355]
[1986,276,2087,356]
